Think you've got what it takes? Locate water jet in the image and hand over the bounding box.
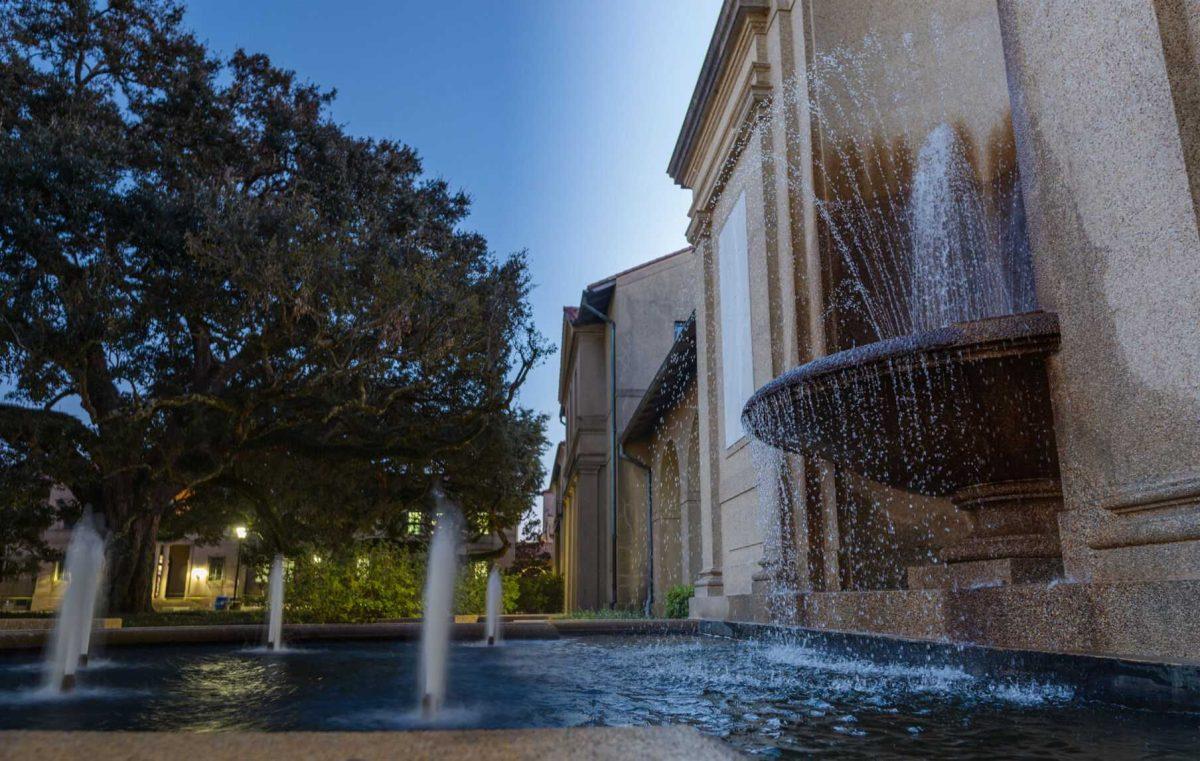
[418,488,459,717]
[266,554,284,651]
[485,566,502,646]
[44,511,106,693]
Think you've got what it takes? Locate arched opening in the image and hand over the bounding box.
[684,415,702,584]
[653,441,682,611]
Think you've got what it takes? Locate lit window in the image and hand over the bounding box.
[718,191,754,446]
[407,511,423,535]
[207,556,225,581]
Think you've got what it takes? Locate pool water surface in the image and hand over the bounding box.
[1,635,1196,758]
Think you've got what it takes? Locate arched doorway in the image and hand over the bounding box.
[684,415,702,584]
[653,442,683,609]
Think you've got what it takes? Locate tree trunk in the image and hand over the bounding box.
[104,512,161,614]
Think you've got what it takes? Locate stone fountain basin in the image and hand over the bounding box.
[742,311,1061,497]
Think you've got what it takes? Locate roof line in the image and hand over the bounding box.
[585,245,693,291]
[667,0,770,186]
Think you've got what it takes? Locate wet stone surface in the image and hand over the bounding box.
[1,635,1198,758]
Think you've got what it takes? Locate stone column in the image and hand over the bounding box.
[997,0,1200,582]
[572,458,605,611]
[689,222,728,618]
[681,488,702,582]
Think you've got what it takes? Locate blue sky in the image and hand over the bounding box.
[184,1,722,495]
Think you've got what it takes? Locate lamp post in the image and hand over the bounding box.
[232,526,247,601]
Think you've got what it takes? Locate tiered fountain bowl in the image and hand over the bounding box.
[743,311,1064,580]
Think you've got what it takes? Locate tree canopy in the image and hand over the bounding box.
[0,0,548,610]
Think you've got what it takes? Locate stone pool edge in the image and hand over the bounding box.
[0,726,742,761]
[0,618,698,651]
[702,620,1200,713]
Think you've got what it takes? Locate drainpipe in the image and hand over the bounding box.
[621,448,654,617]
[580,300,618,609]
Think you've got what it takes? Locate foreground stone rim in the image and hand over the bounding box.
[0,727,743,761]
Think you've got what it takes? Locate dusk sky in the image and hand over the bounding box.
[184,0,723,496]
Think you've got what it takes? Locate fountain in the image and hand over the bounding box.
[419,495,460,717]
[266,554,284,651]
[744,120,1063,589]
[45,512,106,692]
[485,566,502,646]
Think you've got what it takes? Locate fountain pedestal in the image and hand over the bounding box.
[932,479,1063,588]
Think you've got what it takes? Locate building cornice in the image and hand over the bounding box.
[668,0,771,187]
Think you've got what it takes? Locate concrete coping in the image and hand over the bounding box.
[0,618,121,631]
[0,618,698,652]
[0,727,742,760]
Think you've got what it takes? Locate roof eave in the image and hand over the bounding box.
[667,0,771,187]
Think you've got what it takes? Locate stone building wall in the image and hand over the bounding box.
[661,0,1200,661]
[553,249,696,612]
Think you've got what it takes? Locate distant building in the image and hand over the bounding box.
[547,247,696,612]
[548,0,1200,666]
[1,511,244,613]
[539,488,557,560]
[620,314,700,616]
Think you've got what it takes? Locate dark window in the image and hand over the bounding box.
[208,556,225,581]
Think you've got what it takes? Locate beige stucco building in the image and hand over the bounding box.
[0,524,245,613]
[663,0,1200,661]
[620,315,701,615]
[555,0,1200,663]
[549,248,696,612]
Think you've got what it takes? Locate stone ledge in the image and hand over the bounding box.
[713,580,1200,665]
[0,618,698,652]
[0,727,741,761]
[0,618,120,631]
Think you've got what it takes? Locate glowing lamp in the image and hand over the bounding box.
[191,566,208,582]
[234,526,248,539]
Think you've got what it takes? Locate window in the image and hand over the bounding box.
[207,556,225,581]
[718,191,754,446]
[674,320,688,339]
[407,511,423,536]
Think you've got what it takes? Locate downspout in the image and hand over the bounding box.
[621,448,654,617]
[580,300,618,609]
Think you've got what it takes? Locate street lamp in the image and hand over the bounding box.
[232,526,247,602]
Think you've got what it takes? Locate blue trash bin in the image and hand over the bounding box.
[214,596,229,611]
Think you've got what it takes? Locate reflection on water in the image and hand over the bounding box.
[0,635,1197,758]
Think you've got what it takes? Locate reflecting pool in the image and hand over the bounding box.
[1,635,1196,758]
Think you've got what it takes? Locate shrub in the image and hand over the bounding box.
[454,561,519,615]
[664,584,693,619]
[287,545,425,623]
[515,571,564,614]
[253,548,542,623]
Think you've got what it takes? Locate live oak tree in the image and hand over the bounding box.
[169,404,547,567]
[0,0,548,611]
[446,406,548,558]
